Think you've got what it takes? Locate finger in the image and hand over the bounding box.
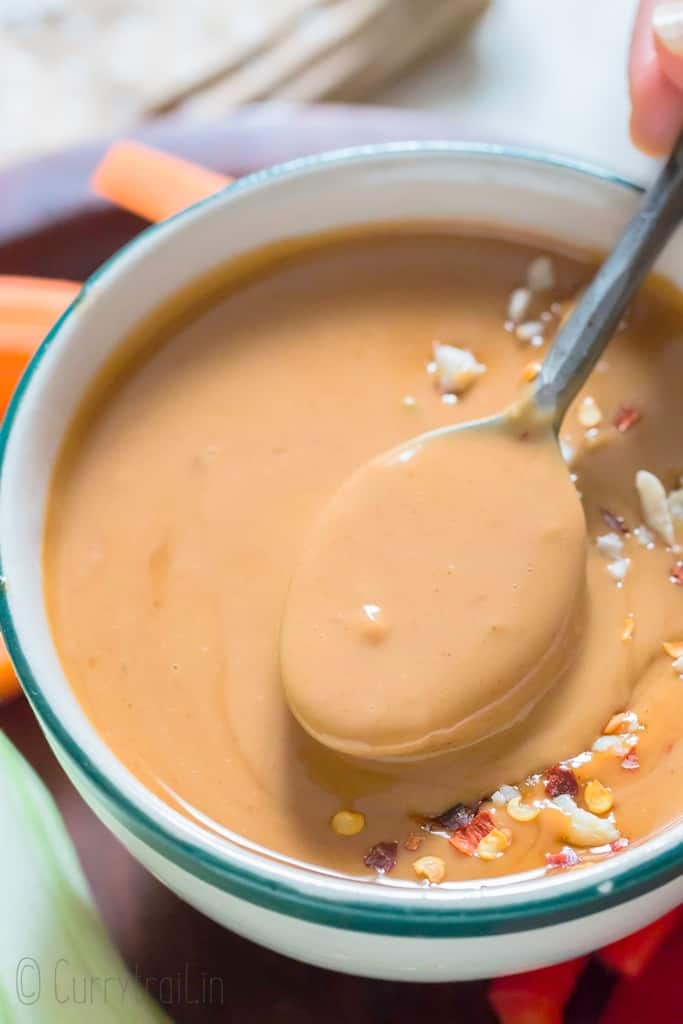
[653,2,683,88]
[630,0,683,154]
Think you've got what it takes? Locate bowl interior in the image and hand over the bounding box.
[2,143,682,929]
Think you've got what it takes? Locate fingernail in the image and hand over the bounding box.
[653,2,683,56]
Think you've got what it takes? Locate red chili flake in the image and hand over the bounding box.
[545,847,580,869]
[670,561,683,586]
[403,834,423,852]
[363,841,398,874]
[611,837,630,853]
[621,751,640,770]
[432,801,480,832]
[601,509,630,535]
[613,406,642,433]
[449,811,495,855]
[543,764,579,798]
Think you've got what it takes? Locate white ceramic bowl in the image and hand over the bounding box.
[1,144,682,982]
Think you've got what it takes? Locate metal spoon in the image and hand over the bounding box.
[281,136,683,761]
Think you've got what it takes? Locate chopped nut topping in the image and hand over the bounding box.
[476,827,511,861]
[622,613,636,641]
[448,810,495,855]
[433,342,486,395]
[607,557,631,584]
[596,532,624,560]
[636,470,675,546]
[593,733,638,757]
[603,710,639,735]
[491,784,520,805]
[527,256,555,293]
[403,833,423,852]
[663,640,683,659]
[613,406,642,432]
[507,796,540,822]
[508,287,532,325]
[601,509,630,535]
[584,780,614,815]
[543,764,579,798]
[516,320,544,344]
[331,809,366,836]
[412,855,446,884]
[634,525,655,548]
[545,847,580,869]
[578,396,603,428]
[519,360,542,383]
[669,488,683,522]
[363,841,398,873]
[553,794,619,846]
[670,561,683,586]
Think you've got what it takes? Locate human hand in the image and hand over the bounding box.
[630,1,683,153]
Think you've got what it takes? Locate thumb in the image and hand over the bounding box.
[653,2,683,88]
[630,0,683,154]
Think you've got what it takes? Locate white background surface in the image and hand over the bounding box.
[378,0,660,185]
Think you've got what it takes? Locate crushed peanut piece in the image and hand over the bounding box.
[516,320,544,344]
[669,488,683,522]
[506,796,540,822]
[663,640,683,659]
[527,256,555,293]
[412,855,446,884]
[596,532,623,560]
[622,613,636,641]
[476,827,511,861]
[607,557,631,583]
[578,396,603,428]
[604,710,639,735]
[433,342,486,395]
[584,780,614,815]
[491,784,520,805]
[331,809,366,836]
[519,360,542,383]
[403,833,423,852]
[634,525,655,548]
[553,794,619,846]
[508,287,532,324]
[593,733,638,757]
[636,470,675,546]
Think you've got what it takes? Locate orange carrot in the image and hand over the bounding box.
[92,141,231,223]
[0,276,79,334]
[0,636,20,704]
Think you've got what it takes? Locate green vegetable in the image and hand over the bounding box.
[0,731,169,1021]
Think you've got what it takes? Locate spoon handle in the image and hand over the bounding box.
[534,132,683,425]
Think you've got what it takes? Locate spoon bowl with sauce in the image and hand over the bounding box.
[281,134,683,762]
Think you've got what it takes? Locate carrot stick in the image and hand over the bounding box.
[0,276,79,332]
[489,957,589,1024]
[0,636,20,704]
[92,141,231,223]
[598,907,683,978]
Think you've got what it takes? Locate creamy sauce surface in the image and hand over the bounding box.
[44,230,683,883]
